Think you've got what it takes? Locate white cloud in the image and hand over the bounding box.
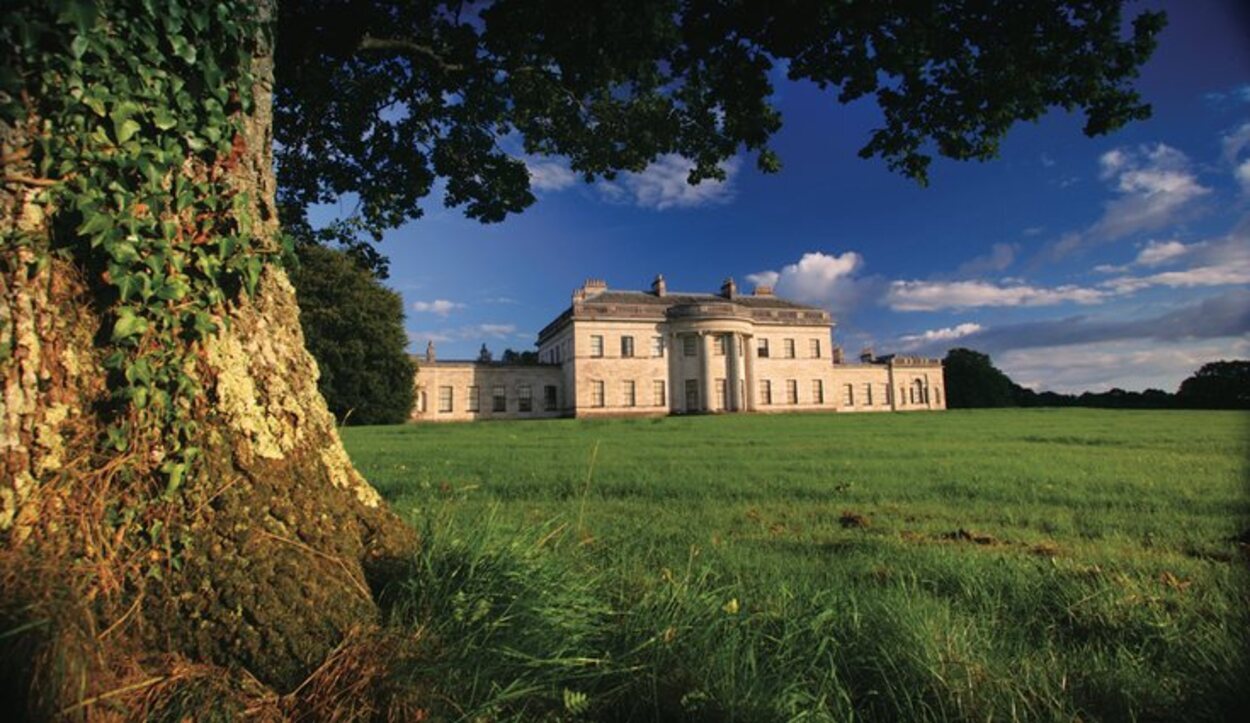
[409,323,524,346]
[899,323,984,348]
[998,337,1250,394]
[527,159,578,192]
[411,299,465,316]
[599,154,740,210]
[1236,158,1250,194]
[1047,143,1211,259]
[1101,265,1250,294]
[1134,239,1191,267]
[746,251,875,313]
[1221,122,1250,164]
[885,279,1107,311]
[955,243,1018,277]
[1096,227,1250,293]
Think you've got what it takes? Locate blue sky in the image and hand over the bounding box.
[325,0,1250,394]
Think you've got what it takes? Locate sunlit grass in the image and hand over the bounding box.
[344,409,1249,721]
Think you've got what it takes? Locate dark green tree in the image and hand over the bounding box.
[1176,360,1250,409]
[943,348,1018,408]
[2,0,1165,712]
[289,244,415,425]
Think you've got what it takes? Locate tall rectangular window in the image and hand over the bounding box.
[683,335,697,357]
[591,380,605,407]
[653,380,666,407]
[438,386,453,413]
[758,338,770,358]
[623,380,636,407]
[621,336,634,358]
[844,384,855,406]
[810,338,821,358]
[713,335,726,355]
[863,383,873,406]
[651,336,664,358]
[493,385,507,412]
[812,379,824,404]
[544,385,558,411]
[467,385,480,412]
[786,379,798,404]
[590,335,604,358]
[783,339,796,358]
[518,384,533,412]
[715,378,726,410]
[885,385,893,405]
[684,379,699,410]
[759,379,772,405]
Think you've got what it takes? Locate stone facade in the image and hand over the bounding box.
[411,276,945,422]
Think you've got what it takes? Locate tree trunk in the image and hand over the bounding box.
[1,0,415,712]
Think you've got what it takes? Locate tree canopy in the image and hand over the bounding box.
[942,347,1019,408]
[289,243,415,425]
[273,0,1165,254]
[1175,360,1250,410]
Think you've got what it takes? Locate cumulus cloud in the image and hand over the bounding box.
[746,251,878,313]
[898,323,984,348]
[885,279,1107,311]
[1045,143,1211,259]
[999,337,1250,394]
[526,158,578,192]
[411,299,465,316]
[599,154,740,210]
[1095,226,1250,293]
[409,323,525,346]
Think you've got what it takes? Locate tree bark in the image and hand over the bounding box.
[1,0,416,709]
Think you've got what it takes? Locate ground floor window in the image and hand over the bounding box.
[518,384,533,412]
[844,384,855,406]
[685,379,699,410]
[759,379,772,405]
[467,385,480,412]
[623,380,636,407]
[544,385,558,411]
[653,380,666,407]
[493,385,506,412]
[438,386,453,412]
[786,379,798,405]
[715,378,726,410]
[864,383,873,406]
[933,386,942,405]
[812,379,824,404]
[592,380,605,407]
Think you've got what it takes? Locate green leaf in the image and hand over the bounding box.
[111,307,148,341]
[70,34,89,60]
[76,211,113,241]
[152,106,177,131]
[169,35,197,64]
[113,117,141,144]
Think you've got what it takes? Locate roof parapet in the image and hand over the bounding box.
[753,284,774,297]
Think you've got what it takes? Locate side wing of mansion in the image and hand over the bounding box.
[411,276,944,422]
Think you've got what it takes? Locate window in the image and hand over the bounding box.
[786,379,798,404]
[651,336,664,358]
[844,383,855,406]
[885,385,893,405]
[864,383,873,406]
[683,335,697,357]
[713,335,726,355]
[544,385,558,411]
[912,379,926,404]
[757,338,770,358]
[684,379,699,410]
[812,379,824,404]
[783,338,796,358]
[715,378,726,410]
[810,338,821,358]
[623,380,636,407]
[591,380,605,407]
[759,379,772,405]
[438,386,453,413]
[492,385,507,412]
[467,385,480,412]
[933,386,942,405]
[653,380,666,407]
[899,385,906,405]
[621,336,634,358]
[518,384,533,412]
[590,335,604,357]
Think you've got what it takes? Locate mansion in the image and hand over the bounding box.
[411,276,945,421]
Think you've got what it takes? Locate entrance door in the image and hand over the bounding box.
[685,379,699,412]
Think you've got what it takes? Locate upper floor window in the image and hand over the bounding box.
[590,335,604,358]
[783,339,796,358]
[621,335,635,358]
[651,336,664,358]
[758,338,770,358]
[683,335,697,357]
[713,335,726,355]
[810,338,821,358]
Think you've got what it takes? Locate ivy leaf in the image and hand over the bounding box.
[169,35,197,64]
[111,307,148,341]
[113,117,141,144]
[70,34,89,60]
[77,210,113,242]
[152,106,178,131]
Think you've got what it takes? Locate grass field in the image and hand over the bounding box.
[342,409,1250,722]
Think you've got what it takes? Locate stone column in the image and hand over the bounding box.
[667,331,679,414]
[743,333,756,411]
[726,332,741,411]
[699,331,714,412]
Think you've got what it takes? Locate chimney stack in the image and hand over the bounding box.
[753,284,774,297]
[859,347,875,363]
[651,273,667,297]
[720,277,738,299]
[573,278,608,304]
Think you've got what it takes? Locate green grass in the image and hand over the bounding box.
[343,409,1250,722]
